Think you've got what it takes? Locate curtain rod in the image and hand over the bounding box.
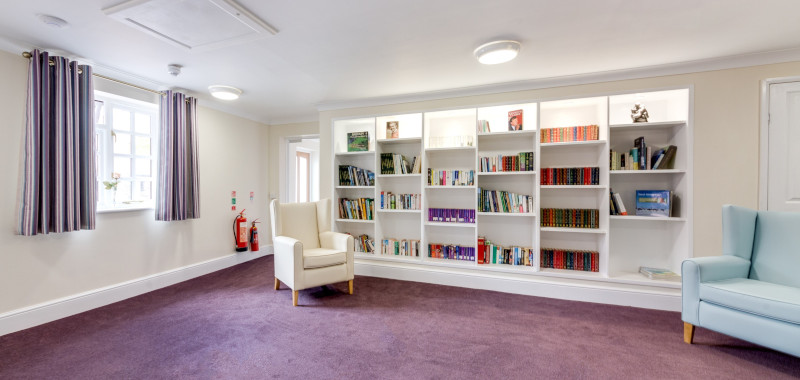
[22,51,179,98]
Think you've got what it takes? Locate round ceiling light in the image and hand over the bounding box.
[37,14,69,28]
[208,85,242,100]
[474,40,521,65]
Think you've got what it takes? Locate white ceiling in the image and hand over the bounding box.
[2,0,800,124]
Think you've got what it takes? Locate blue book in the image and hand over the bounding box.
[635,190,672,217]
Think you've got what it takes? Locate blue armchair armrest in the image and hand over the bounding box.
[682,256,751,325]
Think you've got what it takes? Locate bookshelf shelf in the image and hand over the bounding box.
[336,219,375,224]
[425,222,476,228]
[477,171,535,176]
[609,216,686,222]
[477,212,536,217]
[332,87,692,308]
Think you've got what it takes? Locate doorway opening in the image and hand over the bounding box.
[283,136,320,203]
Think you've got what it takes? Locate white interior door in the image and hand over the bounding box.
[766,81,800,212]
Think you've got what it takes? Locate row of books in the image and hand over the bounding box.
[609,189,628,215]
[540,208,599,229]
[540,167,600,186]
[380,192,421,210]
[427,168,475,186]
[540,248,599,272]
[337,198,375,220]
[478,188,533,213]
[428,208,476,223]
[428,243,475,261]
[380,153,421,175]
[338,165,375,186]
[478,152,535,172]
[540,124,599,143]
[477,237,534,266]
[381,238,420,256]
[354,234,374,253]
[610,143,677,170]
[477,119,491,133]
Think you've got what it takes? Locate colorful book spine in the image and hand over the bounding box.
[427,243,475,261]
[426,168,475,186]
[476,237,535,266]
[381,238,420,257]
[478,152,535,172]
[540,248,599,272]
[540,125,599,143]
[337,198,375,220]
[353,234,374,253]
[338,165,375,186]
[477,188,533,213]
[540,167,600,185]
[540,208,599,228]
[427,208,476,223]
[379,192,421,210]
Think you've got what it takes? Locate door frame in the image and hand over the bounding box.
[280,134,320,203]
[759,76,800,210]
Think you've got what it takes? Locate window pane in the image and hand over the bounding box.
[116,181,131,203]
[135,113,151,134]
[94,100,106,125]
[114,132,131,154]
[114,156,131,178]
[134,181,152,201]
[135,136,151,156]
[135,158,151,176]
[113,108,131,131]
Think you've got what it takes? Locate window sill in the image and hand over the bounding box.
[97,204,154,214]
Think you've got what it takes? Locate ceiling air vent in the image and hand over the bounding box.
[103,0,278,52]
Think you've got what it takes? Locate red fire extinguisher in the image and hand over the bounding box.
[233,209,248,252]
[250,219,261,251]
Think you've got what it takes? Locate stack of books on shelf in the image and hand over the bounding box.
[427,243,474,261]
[540,124,599,143]
[479,152,535,172]
[477,237,534,266]
[540,248,599,272]
[478,188,533,213]
[639,266,680,281]
[540,167,599,185]
[428,208,476,223]
[610,138,677,170]
[338,198,374,220]
[381,238,420,256]
[477,120,491,133]
[353,234,374,253]
[338,165,375,186]
[427,168,475,186]
[609,189,628,216]
[379,192,421,210]
[380,153,421,174]
[540,208,599,228]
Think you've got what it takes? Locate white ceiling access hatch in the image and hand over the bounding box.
[103,0,278,52]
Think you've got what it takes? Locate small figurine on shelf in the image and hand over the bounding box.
[631,102,649,123]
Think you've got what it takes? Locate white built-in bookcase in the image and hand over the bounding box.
[331,87,692,290]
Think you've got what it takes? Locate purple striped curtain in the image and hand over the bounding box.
[156,91,200,221]
[19,50,96,236]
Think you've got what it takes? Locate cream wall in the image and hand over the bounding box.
[319,61,800,259]
[0,50,270,314]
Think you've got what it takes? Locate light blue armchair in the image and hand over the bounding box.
[682,205,800,357]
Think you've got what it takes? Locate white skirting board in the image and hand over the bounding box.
[0,247,273,337]
[354,260,682,311]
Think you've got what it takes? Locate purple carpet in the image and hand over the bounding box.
[1,255,798,379]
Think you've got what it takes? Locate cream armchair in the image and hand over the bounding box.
[270,199,354,306]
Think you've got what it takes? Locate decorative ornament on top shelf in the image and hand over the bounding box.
[631,102,649,123]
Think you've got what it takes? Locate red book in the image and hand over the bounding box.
[478,237,486,264]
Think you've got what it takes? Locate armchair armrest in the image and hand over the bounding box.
[273,236,304,289]
[681,255,751,324]
[319,231,353,253]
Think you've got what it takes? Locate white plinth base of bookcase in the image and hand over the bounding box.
[354,259,681,311]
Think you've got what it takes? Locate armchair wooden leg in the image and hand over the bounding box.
[292,290,299,307]
[348,279,354,295]
[274,278,280,290]
[683,322,695,344]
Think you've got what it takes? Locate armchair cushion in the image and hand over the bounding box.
[750,211,800,287]
[700,278,800,325]
[277,202,321,249]
[304,248,347,269]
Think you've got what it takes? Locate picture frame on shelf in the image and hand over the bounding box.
[635,190,672,217]
[386,121,399,139]
[508,109,523,131]
[347,131,369,152]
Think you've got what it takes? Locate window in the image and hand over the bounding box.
[94,91,158,211]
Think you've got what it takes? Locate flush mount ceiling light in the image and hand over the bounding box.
[37,14,69,28]
[474,40,521,65]
[208,85,242,100]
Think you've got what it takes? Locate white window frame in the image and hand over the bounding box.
[95,91,159,212]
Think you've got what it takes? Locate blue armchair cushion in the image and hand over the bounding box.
[750,211,800,288]
[700,278,800,325]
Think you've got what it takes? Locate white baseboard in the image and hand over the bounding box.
[0,247,273,337]
[355,260,681,311]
